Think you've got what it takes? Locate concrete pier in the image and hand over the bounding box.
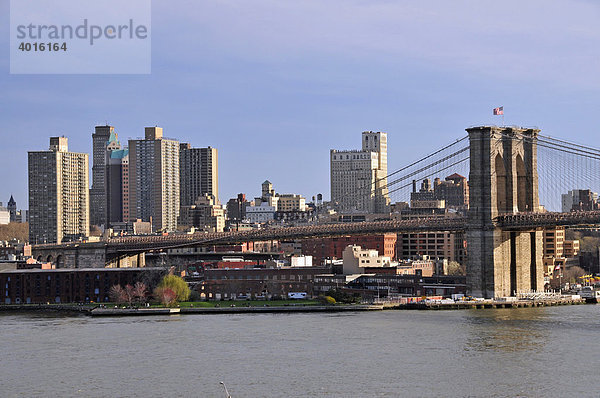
[90,304,384,316]
[397,297,586,310]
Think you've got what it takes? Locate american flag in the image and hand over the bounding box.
[493,106,504,115]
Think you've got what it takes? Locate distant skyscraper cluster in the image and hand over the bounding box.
[27,125,219,243]
[561,189,600,212]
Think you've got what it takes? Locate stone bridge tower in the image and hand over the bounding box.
[466,126,544,298]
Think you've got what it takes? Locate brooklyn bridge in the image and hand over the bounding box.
[33,125,600,298]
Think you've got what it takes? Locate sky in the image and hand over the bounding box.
[1,0,599,210]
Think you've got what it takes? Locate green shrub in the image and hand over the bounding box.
[157,275,190,302]
[318,295,336,305]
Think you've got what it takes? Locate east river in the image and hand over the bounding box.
[2,305,600,397]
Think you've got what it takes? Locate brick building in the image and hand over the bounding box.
[0,267,165,304]
[313,274,466,299]
[397,231,466,264]
[198,266,331,300]
[543,227,581,277]
[301,234,397,266]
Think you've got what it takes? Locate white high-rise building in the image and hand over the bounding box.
[129,127,180,232]
[330,131,390,213]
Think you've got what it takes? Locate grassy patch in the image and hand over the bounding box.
[179,299,320,308]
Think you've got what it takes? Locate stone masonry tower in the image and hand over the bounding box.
[466,126,544,298]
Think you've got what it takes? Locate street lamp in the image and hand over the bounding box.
[220,381,232,398]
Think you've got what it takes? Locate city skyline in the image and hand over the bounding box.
[2,1,600,207]
[4,2,600,396]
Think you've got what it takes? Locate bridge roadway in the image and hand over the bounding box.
[33,216,467,254]
[495,210,600,229]
[32,210,600,255]
[109,216,467,252]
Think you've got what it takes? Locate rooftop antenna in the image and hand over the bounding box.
[219,381,232,398]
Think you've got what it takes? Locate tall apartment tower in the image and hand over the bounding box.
[129,127,180,232]
[28,137,89,244]
[179,144,219,207]
[330,131,390,213]
[90,126,121,226]
[105,147,129,225]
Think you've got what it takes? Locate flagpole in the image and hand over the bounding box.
[493,106,504,126]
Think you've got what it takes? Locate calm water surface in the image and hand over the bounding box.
[2,305,600,397]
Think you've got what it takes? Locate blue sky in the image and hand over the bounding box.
[1,0,599,210]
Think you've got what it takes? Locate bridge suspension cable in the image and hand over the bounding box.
[497,130,600,211]
[335,135,470,210]
[387,156,470,197]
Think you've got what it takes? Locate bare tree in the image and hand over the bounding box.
[447,261,466,276]
[132,282,148,304]
[154,287,177,307]
[563,266,586,284]
[137,268,167,292]
[89,225,103,237]
[123,284,135,305]
[0,223,29,242]
[549,265,587,290]
[109,285,127,304]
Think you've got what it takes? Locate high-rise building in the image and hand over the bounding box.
[179,144,219,206]
[128,127,180,232]
[106,148,129,225]
[330,131,390,213]
[90,126,121,226]
[28,137,89,244]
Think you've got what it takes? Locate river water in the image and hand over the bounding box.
[2,305,600,397]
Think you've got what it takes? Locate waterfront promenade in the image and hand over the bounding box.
[0,296,590,317]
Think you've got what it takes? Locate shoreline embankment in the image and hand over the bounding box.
[1,297,593,317]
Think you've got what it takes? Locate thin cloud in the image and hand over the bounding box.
[152,0,600,89]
